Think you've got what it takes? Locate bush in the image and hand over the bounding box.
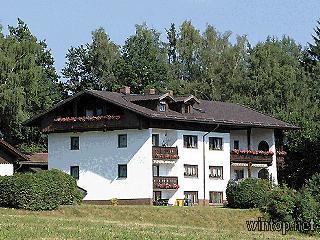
[0,169,84,211]
[226,178,273,209]
[294,189,320,229]
[265,185,296,223]
[293,174,320,231]
[303,173,320,203]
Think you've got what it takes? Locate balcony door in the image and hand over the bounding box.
[152,134,160,146]
[153,165,160,177]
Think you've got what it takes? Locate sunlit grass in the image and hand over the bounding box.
[0,205,316,239]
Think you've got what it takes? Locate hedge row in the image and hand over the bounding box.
[0,169,84,211]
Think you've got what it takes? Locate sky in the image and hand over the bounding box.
[0,0,319,75]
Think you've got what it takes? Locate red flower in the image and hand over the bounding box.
[231,149,274,156]
[54,115,121,123]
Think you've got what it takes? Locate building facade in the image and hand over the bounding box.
[27,87,296,205]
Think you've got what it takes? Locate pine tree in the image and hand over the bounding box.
[308,20,320,61]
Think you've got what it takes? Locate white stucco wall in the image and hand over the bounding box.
[204,132,230,202]
[0,164,13,176]
[230,128,278,184]
[152,129,230,204]
[48,126,278,203]
[48,129,153,200]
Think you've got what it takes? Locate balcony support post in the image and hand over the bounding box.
[248,162,252,178]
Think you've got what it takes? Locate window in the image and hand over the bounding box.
[209,191,223,204]
[96,107,103,116]
[153,165,159,177]
[234,169,244,181]
[118,134,127,148]
[185,105,192,113]
[159,102,166,112]
[118,164,127,178]
[184,191,198,204]
[258,168,269,180]
[234,140,239,150]
[209,137,223,150]
[183,135,198,148]
[209,166,223,179]
[70,166,79,180]
[258,141,269,151]
[70,137,79,150]
[85,109,94,117]
[184,165,198,177]
[152,134,160,146]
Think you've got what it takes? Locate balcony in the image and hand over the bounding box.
[230,149,274,166]
[44,115,122,133]
[152,146,179,163]
[153,176,179,189]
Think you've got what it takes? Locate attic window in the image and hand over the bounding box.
[85,109,94,117]
[96,107,103,116]
[159,102,166,112]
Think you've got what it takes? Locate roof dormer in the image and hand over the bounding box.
[157,93,176,113]
[172,95,200,114]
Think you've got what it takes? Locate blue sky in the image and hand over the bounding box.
[0,0,319,74]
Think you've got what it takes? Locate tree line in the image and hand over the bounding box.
[0,19,319,188]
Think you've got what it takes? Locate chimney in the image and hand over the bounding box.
[144,88,156,95]
[119,86,131,95]
[166,90,174,96]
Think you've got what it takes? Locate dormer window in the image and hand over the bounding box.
[85,109,94,117]
[185,105,192,113]
[159,102,166,112]
[96,107,103,116]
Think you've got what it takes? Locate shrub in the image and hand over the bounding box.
[0,169,84,211]
[293,174,320,231]
[294,189,320,229]
[303,173,320,203]
[226,178,273,209]
[265,185,296,223]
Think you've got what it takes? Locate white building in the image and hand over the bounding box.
[0,139,27,176]
[26,87,296,205]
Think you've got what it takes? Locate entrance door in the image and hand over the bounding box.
[153,191,161,201]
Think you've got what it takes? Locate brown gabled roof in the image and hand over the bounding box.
[0,156,10,164]
[26,153,48,163]
[25,90,298,130]
[0,139,29,162]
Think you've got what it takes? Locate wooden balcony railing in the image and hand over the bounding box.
[152,146,179,161]
[43,115,123,133]
[153,176,179,189]
[230,150,273,166]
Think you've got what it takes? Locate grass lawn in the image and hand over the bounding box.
[0,205,317,240]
